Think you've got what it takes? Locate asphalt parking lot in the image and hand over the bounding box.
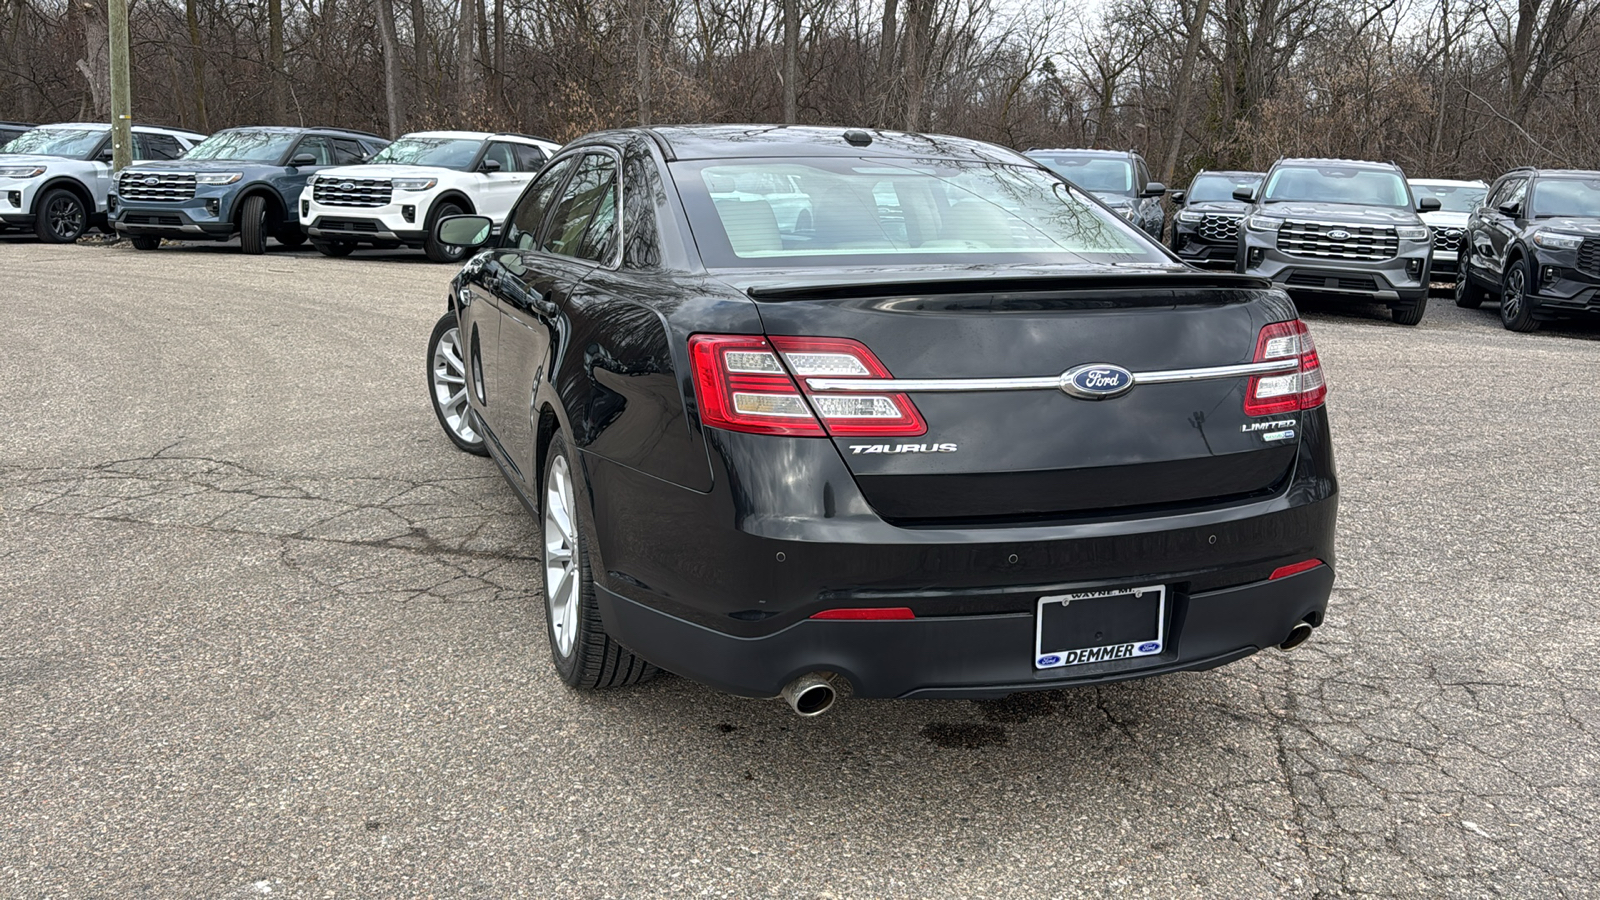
[2,238,1597,898]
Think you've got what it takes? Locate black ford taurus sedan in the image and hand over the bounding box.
[424,125,1338,715]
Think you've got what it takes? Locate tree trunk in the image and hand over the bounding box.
[376,0,406,136]
[899,0,936,131]
[185,0,208,133]
[492,0,505,112]
[634,0,651,125]
[781,0,799,123]
[75,0,109,119]
[1161,0,1211,182]
[453,0,476,110]
[876,0,899,126]
[411,0,430,110]
[268,0,286,121]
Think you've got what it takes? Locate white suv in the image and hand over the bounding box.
[298,130,560,262]
[0,122,206,243]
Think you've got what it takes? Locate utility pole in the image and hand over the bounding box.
[108,0,132,170]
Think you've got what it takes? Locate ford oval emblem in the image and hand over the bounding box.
[338,181,356,191]
[142,176,159,186]
[1137,641,1161,653]
[1037,655,1061,667]
[1060,363,1135,400]
[1326,228,1352,240]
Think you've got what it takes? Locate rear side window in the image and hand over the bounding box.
[332,139,368,165]
[138,133,185,160]
[513,144,547,171]
[538,153,618,263]
[293,136,335,165]
[483,141,520,172]
[675,157,1161,268]
[506,155,578,250]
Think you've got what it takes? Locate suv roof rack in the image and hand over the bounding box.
[307,126,386,139]
[494,132,557,143]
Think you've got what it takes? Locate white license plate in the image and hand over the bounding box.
[1034,585,1167,670]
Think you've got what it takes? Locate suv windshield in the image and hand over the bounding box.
[1263,166,1411,207]
[1530,177,1600,218]
[1188,173,1260,203]
[1,127,105,159]
[1410,183,1485,212]
[368,137,482,169]
[1029,155,1134,195]
[185,130,298,163]
[676,157,1162,268]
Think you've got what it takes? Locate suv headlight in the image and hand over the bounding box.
[1533,230,1584,250]
[195,173,242,185]
[1176,210,1204,223]
[0,166,46,178]
[1394,225,1429,241]
[1246,215,1282,232]
[392,178,438,191]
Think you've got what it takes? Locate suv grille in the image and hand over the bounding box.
[314,177,392,207]
[1578,239,1600,277]
[1196,214,1241,243]
[1434,228,1462,253]
[119,172,196,202]
[1277,221,1399,261]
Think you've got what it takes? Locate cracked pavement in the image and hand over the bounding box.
[2,240,1597,897]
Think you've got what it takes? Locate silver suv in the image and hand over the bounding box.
[1237,158,1439,326]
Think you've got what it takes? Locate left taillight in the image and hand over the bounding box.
[1244,319,1327,416]
[687,334,926,437]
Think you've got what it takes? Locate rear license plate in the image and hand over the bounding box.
[1034,585,1166,670]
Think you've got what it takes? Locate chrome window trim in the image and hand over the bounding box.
[804,359,1299,393]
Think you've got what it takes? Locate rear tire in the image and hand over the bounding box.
[1500,259,1540,332]
[426,311,488,456]
[423,201,469,263]
[1390,293,1427,327]
[1455,249,1487,309]
[129,235,161,251]
[34,188,87,243]
[275,228,307,248]
[312,239,355,257]
[238,195,269,254]
[541,432,659,690]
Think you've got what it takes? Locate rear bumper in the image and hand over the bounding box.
[600,564,1333,699]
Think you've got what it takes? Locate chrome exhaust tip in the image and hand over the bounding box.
[780,672,838,717]
[1279,622,1314,651]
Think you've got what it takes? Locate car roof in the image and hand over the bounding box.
[26,122,205,138]
[402,130,556,146]
[209,125,385,141]
[1193,170,1262,179]
[1026,148,1140,159]
[0,121,35,128]
[1519,168,1600,178]
[1409,177,1487,187]
[1272,157,1399,172]
[576,125,1033,165]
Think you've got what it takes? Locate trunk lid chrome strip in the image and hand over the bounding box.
[804,359,1299,393]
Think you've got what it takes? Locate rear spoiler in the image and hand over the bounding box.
[745,272,1277,302]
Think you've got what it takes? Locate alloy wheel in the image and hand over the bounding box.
[1503,267,1525,321]
[429,326,479,445]
[47,196,83,240]
[543,455,580,658]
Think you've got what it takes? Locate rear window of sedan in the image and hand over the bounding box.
[673,157,1164,268]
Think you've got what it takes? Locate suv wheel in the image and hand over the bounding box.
[1454,248,1487,308]
[1500,259,1540,332]
[275,228,307,248]
[34,188,87,243]
[426,311,488,456]
[540,431,659,690]
[129,235,161,251]
[238,195,270,255]
[423,201,469,264]
[311,239,355,258]
[1390,293,1427,327]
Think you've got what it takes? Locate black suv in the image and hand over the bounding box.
[110,126,388,254]
[1456,167,1600,332]
[1024,148,1167,238]
[0,122,34,146]
[1170,170,1262,267]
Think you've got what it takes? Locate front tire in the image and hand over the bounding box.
[1455,248,1487,308]
[1390,293,1427,326]
[312,239,355,257]
[423,201,469,263]
[1500,259,1540,332]
[426,311,488,456]
[129,235,161,251]
[541,432,658,690]
[275,228,307,248]
[239,195,269,254]
[34,188,87,243]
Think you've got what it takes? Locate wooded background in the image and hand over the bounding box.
[2,0,1598,184]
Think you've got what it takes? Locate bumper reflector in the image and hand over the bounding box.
[810,607,916,620]
[1269,559,1324,580]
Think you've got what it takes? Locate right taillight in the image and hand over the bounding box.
[687,334,926,437]
[1244,319,1326,416]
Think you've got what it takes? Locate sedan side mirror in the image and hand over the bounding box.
[1233,185,1256,202]
[1169,190,1186,206]
[289,153,317,168]
[479,158,503,174]
[1418,197,1441,212]
[435,214,494,250]
[1498,201,1522,218]
[1140,182,1167,198]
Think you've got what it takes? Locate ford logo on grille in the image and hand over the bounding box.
[338,181,356,191]
[1060,363,1135,400]
[142,176,159,186]
[1326,229,1352,240]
